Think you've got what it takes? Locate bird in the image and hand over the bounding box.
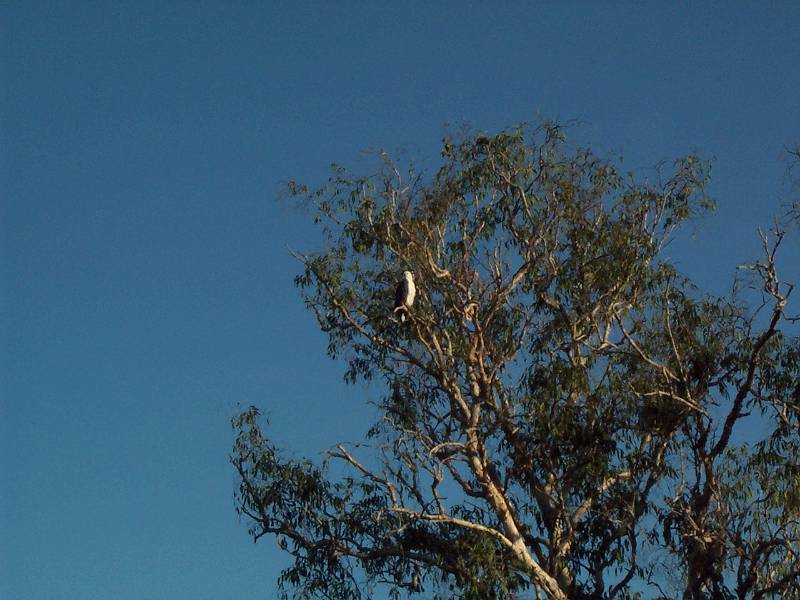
[393,270,416,323]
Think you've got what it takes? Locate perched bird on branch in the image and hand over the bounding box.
[393,270,416,323]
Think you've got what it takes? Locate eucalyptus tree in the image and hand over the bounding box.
[232,124,799,599]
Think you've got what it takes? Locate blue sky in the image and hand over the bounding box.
[1,3,798,599]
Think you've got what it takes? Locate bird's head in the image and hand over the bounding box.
[403,270,414,281]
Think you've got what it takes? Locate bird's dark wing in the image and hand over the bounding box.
[394,279,407,309]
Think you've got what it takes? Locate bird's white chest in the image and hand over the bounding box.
[405,278,416,306]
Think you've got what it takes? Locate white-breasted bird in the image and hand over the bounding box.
[393,270,416,322]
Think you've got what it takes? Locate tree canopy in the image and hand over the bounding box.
[232,124,799,599]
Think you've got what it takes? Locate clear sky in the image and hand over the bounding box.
[2,3,799,599]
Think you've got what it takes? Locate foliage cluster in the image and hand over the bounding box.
[233,124,799,599]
